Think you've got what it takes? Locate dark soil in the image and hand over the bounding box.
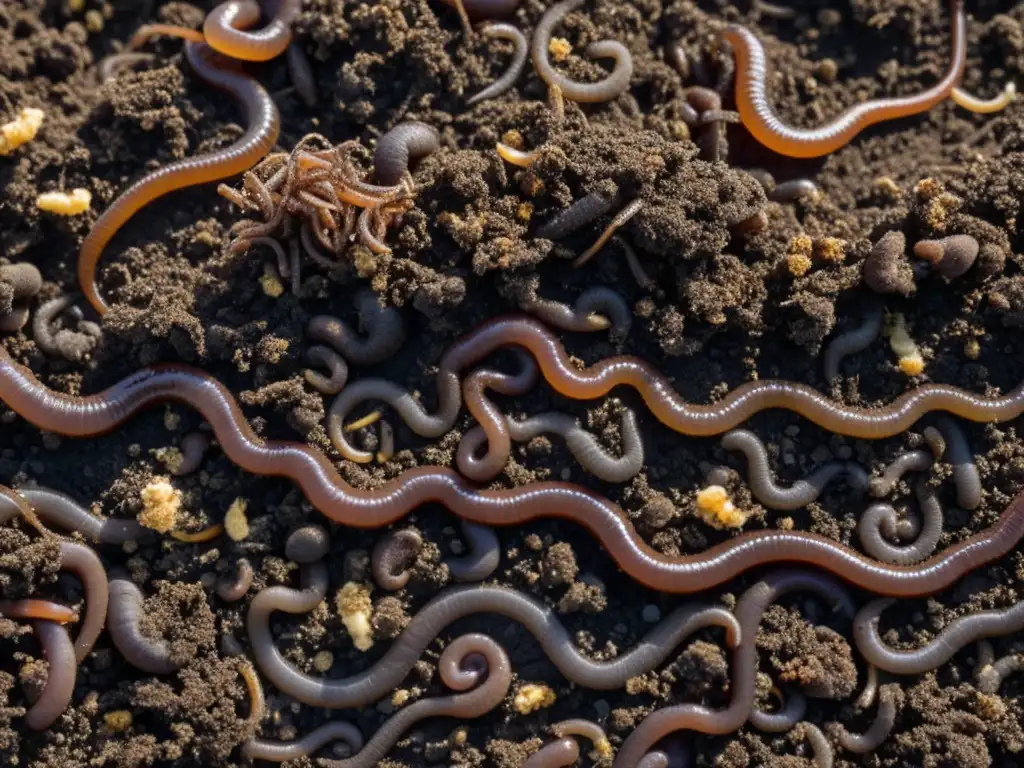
[4,0,1024,765]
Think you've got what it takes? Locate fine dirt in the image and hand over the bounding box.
[4,0,1024,765]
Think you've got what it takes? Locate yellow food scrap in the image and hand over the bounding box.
[259,271,284,297]
[695,485,749,530]
[516,201,534,222]
[312,650,333,672]
[391,689,411,707]
[513,683,557,714]
[224,497,250,541]
[875,176,902,199]
[501,129,524,150]
[548,37,572,62]
[786,253,812,277]
[336,582,374,651]
[85,9,104,32]
[103,710,133,733]
[816,237,846,263]
[36,188,92,215]
[592,737,614,760]
[0,107,44,155]
[138,478,180,533]
[170,524,223,543]
[69,0,86,11]
[887,312,925,377]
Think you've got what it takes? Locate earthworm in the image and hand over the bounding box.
[78,41,280,315]
[243,720,364,762]
[0,487,149,544]
[635,740,689,768]
[799,723,834,768]
[249,235,289,276]
[723,0,966,158]
[372,529,424,590]
[248,575,740,707]
[376,419,395,463]
[458,407,645,483]
[467,23,529,106]
[107,571,181,674]
[171,523,224,543]
[855,663,879,709]
[536,189,619,240]
[0,262,42,332]
[284,524,331,563]
[31,296,102,362]
[553,719,610,750]
[23,620,77,730]
[868,449,932,498]
[216,558,254,601]
[721,429,868,511]
[307,290,406,366]
[854,597,1024,675]
[749,688,807,732]
[768,179,820,203]
[822,301,883,383]
[935,417,982,509]
[615,237,655,290]
[446,521,501,582]
[530,0,633,103]
[97,52,157,83]
[202,0,301,61]
[172,432,210,476]
[753,0,797,20]
[974,641,1024,693]
[357,206,391,255]
[524,738,578,768]
[8,339,1024,596]
[913,234,979,280]
[951,82,1016,114]
[517,286,632,338]
[304,345,349,395]
[0,599,76,623]
[58,541,108,662]
[373,122,440,186]
[285,44,317,106]
[573,199,644,268]
[613,570,854,767]
[858,481,943,564]
[833,683,897,753]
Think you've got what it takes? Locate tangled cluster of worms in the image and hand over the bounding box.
[2,0,1023,764]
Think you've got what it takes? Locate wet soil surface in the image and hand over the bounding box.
[4,0,1024,765]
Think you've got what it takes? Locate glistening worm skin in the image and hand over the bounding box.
[216,558,254,601]
[518,286,632,339]
[868,449,933,498]
[8,339,1024,596]
[243,721,364,762]
[371,529,424,591]
[373,122,440,186]
[304,345,348,395]
[975,641,1024,693]
[613,570,855,767]
[107,570,181,674]
[307,289,406,366]
[768,179,820,203]
[0,487,149,544]
[78,41,280,315]
[857,481,943,565]
[799,723,834,768]
[833,684,897,753]
[723,0,966,158]
[721,429,868,511]
[467,23,529,106]
[248,573,740,707]
[24,620,77,731]
[203,0,302,62]
[446,521,501,582]
[530,0,633,103]
[822,302,884,382]
[536,189,619,240]
[749,688,807,732]
[172,432,210,476]
[524,738,578,768]
[0,599,76,624]
[284,524,331,563]
[854,597,1024,675]
[935,417,982,510]
[58,541,108,663]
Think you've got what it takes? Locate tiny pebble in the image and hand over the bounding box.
[641,605,661,623]
[784,425,800,437]
[449,539,465,556]
[560,468,570,481]
[594,699,610,719]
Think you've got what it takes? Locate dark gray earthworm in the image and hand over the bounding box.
[923,426,946,458]
[524,738,579,768]
[518,286,632,338]
[446,521,501,582]
[24,620,77,730]
[935,417,982,510]
[308,289,406,366]
[0,487,149,544]
[975,641,1024,693]
[854,597,1024,675]
[32,296,102,362]
[248,565,740,707]
[250,632,511,766]
[371,529,424,591]
[285,44,318,106]
[304,345,349,395]
[243,720,364,762]
[284,524,331,564]
[0,262,41,332]
[467,23,529,106]
[457,407,645,483]
[635,739,690,768]
[749,688,807,732]
[822,301,884,383]
[857,481,943,564]
[868,449,933,498]
[373,121,441,186]
[58,541,109,662]
[216,558,254,602]
[769,179,820,203]
[799,722,834,768]
[613,570,855,767]
[107,570,181,675]
[97,51,157,82]
[833,684,897,753]
[530,0,633,103]
[721,429,868,510]
[171,432,210,476]
[536,187,620,240]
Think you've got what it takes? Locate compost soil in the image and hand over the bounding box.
[4,0,1024,765]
